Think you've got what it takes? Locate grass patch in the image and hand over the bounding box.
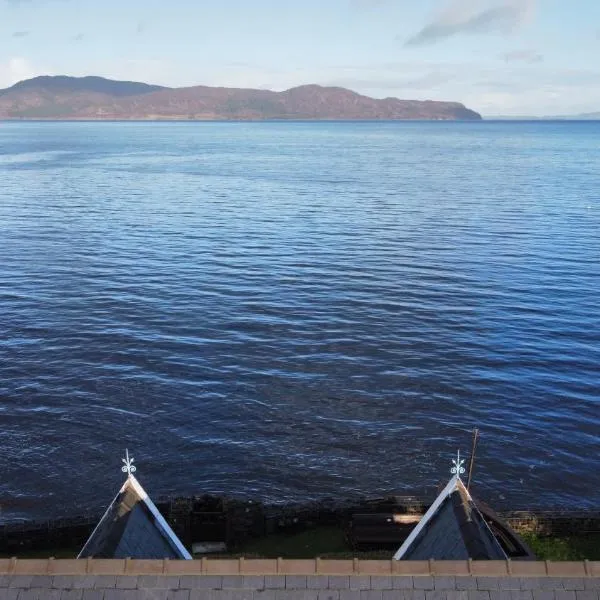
[232,526,392,559]
[0,547,79,559]
[3,528,599,561]
[521,533,600,560]
[235,526,348,558]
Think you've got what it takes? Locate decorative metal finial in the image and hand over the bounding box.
[451,449,465,478]
[121,449,136,476]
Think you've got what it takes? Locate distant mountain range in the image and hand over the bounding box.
[489,112,600,120]
[549,112,600,120]
[0,75,482,121]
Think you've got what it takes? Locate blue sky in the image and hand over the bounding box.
[1,0,599,116]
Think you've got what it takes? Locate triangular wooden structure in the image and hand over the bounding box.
[393,472,508,560]
[79,453,191,559]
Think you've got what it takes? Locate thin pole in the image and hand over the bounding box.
[467,428,479,490]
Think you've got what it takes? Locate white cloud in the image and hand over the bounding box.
[502,49,543,63]
[0,57,45,88]
[93,59,172,85]
[405,0,536,46]
[312,61,600,116]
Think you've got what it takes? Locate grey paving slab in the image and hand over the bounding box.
[104,590,140,600]
[8,576,34,589]
[478,579,502,591]
[17,588,36,600]
[60,590,84,600]
[138,576,179,590]
[562,582,586,592]
[289,592,321,600]
[29,577,53,589]
[307,578,329,590]
[59,576,98,590]
[242,577,265,590]
[340,591,361,600]
[360,590,382,600]
[14,590,42,600]
[0,577,9,588]
[489,591,513,600]
[328,578,349,590]
[53,576,76,589]
[349,578,371,592]
[0,590,19,600]
[166,591,191,600]
[318,591,339,600]
[456,580,478,591]
[575,593,599,600]
[425,590,449,600]
[414,579,435,591]
[188,592,212,600]
[265,578,286,590]
[116,577,140,590]
[555,592,576,600]
[137,591,169,600]
[392,579,414,590]
[81,590,105,600]
[181,577,223,590]
[541,581,564,592]
[465,591,491,600]
[286,578,308,590]
[189,591,218,600]
[371,579,392,591]
[435,578,457,590]
[520,581,544,592]
[446,592,470,600]
[510,592,533,600]
[584,582,600,591]
[532,591,555,600]
[178,578,198,591]
[94,575,117,589]
[253,591,277,600]
[206,592,251,600]
[396,590,426,600]
[222,578,244,590]
[388,592,424,600]
[496,581,520,592]
[275,592,318,600]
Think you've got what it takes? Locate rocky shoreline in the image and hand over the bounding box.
[1,494,598,557]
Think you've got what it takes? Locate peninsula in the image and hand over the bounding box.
[0,75,482,121]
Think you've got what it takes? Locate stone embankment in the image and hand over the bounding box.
[0,558,599,600]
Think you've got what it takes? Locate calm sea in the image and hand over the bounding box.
[0,121,598,522]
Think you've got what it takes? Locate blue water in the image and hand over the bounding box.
[0,121,598,522]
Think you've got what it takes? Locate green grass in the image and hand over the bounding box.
[232,526,391,559]
[521,533,600,560]
[0,547,80,559]
[234,526,349,558]
[3,528,599,560]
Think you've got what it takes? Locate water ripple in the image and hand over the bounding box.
[0,121,599,522]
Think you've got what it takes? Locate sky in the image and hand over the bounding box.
[1,0,599,116]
